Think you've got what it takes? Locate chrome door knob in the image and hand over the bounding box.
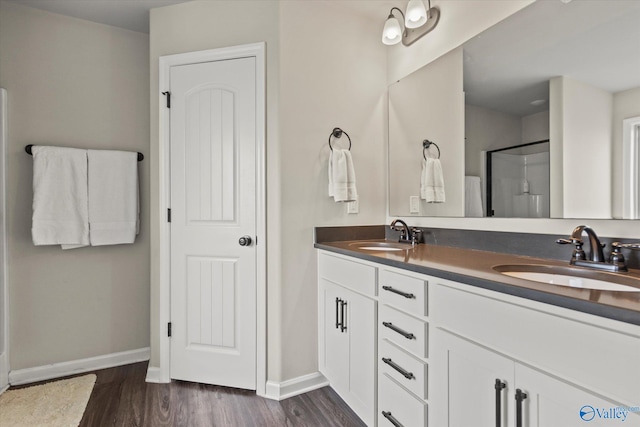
[238,236,252,247]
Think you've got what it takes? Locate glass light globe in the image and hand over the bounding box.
[405,0,427,28]
[382,16,402,45]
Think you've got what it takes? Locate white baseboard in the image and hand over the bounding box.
[145,365,170,383]
[8,347,150,386]
[263,371,328,401]
[0,351,8,392]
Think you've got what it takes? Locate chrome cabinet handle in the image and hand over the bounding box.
[340,300,347,332]
[335,298,341,330]
[382,322,415,340]
[495,379,506,427]
[382,357,415,380]
[382,285,415,299]
[515,389,528,427]
[382,411,403,427]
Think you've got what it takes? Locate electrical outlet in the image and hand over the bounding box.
[347,199,359,214]
[410,196,420,214]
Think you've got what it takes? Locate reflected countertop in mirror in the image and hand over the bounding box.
[388,0,640,220]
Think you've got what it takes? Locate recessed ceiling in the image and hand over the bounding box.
[4,0,192,33]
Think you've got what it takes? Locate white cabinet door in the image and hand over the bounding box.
[320,279,349,393]
[347,286,376,427]
[435,329,515,427]
[517,363,640,427]
[319,277,376,426]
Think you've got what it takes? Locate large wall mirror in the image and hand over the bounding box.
[388,0,640,219]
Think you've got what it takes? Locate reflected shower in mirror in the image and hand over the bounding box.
[486,141,550,218]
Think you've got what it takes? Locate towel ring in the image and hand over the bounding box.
[422,140,440,160]
[328,127,351,151]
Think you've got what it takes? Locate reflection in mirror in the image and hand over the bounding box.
[388,0,640,219]
[486,140,549,218]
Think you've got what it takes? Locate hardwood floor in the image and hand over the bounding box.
[73,362,366,427]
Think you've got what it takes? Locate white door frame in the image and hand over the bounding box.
[0,88,9,393]
[622,116,640,219]
[157,43,266,396]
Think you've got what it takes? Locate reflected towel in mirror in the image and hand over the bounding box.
[421,158,445,203]
[465,175,484,217]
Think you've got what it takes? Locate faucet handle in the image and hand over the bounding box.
[556,238,582,245]
[612,242,640,250]
[556,238,586,261]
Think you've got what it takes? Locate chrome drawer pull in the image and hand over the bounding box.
[382,285,415,299]
[382,357,415,380]
[382,411,404,427]
[382,322,415,340]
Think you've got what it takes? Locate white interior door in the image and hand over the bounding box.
[169,57,257,390]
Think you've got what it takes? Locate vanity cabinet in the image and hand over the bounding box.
[431,281,640,427]
[318,253,377,426]
[436,329,634,427]
[377,268,429,427]
[316,248,640,427]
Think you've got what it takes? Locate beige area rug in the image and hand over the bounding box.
[0,374,96,427]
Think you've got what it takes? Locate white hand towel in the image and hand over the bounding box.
[465,175,484,217]
[31,146,90,247]
[87,149,139,246]
[421,157,445,203]
[329,149,358,202]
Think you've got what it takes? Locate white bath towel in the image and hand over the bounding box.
[421,158,445,203]
[328,149,358,202]
[465,175,484,217]
[87,149,139,246]
[31,146,90,247]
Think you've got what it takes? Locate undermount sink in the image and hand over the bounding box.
[493,264,640,292]
[348,241,412,252]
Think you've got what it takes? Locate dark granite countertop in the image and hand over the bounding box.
[315,239,640,326]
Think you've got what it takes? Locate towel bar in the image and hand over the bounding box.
[25,145,144,161]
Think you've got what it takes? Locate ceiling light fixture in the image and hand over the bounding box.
[382,0,440,46]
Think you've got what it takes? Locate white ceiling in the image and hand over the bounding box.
[4,0,192,33]
[463,0,640,117]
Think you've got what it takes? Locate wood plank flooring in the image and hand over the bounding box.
[70,362,366,427]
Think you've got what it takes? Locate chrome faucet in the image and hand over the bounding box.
[557,225,626,272]
[390,219,422,245]
[571,225,605,262]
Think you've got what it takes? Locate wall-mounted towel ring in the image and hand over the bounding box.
[25,144,144,161]
[328,127,351,151]
[423,139,440,160]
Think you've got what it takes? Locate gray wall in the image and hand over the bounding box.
[0,1,150,370]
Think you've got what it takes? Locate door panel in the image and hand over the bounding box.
[170,57,256,389]
[440,330,515,427]
[517,363,640,427]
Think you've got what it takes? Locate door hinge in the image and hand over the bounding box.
[162,91,171,108]
[167,208,171,222]
[168,322,172,337]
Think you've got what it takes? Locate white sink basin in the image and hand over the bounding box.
[494,264,640,292]
[348,241,412,252]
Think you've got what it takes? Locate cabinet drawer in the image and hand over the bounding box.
[378,373,427,427]
[379,338,428,400]
[380,304,428,358]
[379,269,428,317]
[319,253,377,297]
